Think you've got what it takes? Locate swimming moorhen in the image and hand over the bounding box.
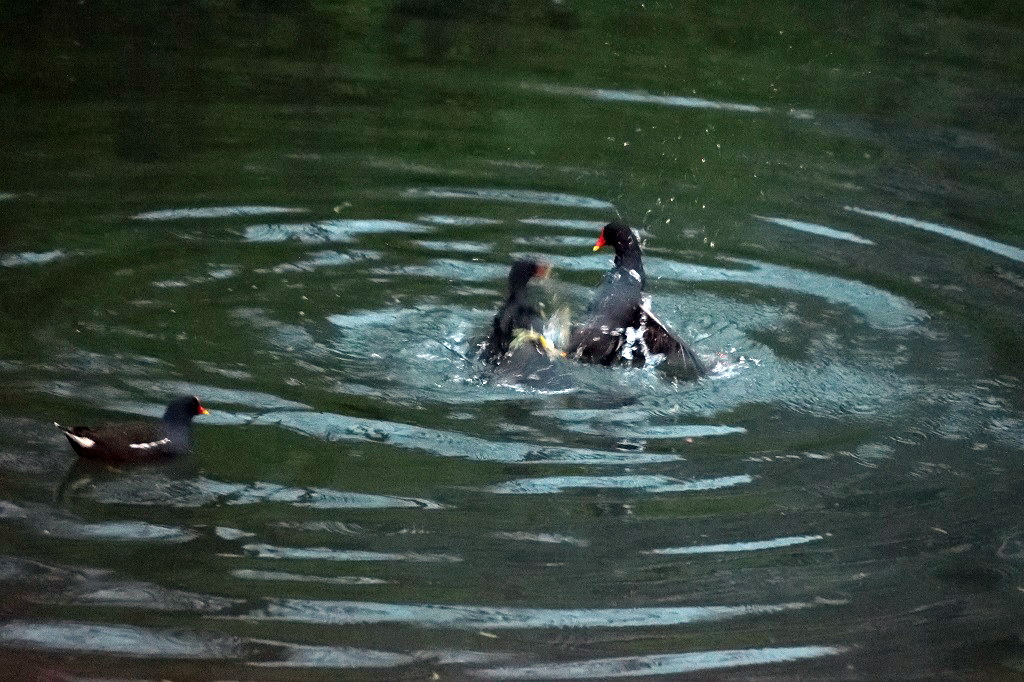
[54,395,209,462]
[566,222,706,376]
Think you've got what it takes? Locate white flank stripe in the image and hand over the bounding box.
[129,437,171,450]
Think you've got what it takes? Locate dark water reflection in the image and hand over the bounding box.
[2,1,1024,679]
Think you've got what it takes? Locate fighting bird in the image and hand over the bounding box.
[566,222,706,376]
[479,259,568,384]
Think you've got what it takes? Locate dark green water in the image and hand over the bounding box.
[2,1,1024,679]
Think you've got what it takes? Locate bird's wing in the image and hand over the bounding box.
[639,302,707,377]
[89,421,168,447]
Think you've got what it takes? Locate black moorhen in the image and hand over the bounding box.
[54,395,209,462]
[481,259,554,363]
[478,259,574,386]
[566,222,706,376]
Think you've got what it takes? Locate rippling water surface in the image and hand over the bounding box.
[2,2,1024,679]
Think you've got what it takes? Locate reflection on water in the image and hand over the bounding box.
[630,256,924,330]
[231,569,392,586]
[647,534,825,555]
[402,186,617,209]
[1,0,1023,678]
[240,597,818,628]
[518,218,607,230]
[248,408,687,464]
[81,474,444,509]
[523,81,771,114]
[254,643,512,670]
[238,543,461,563]
[244,219,433,243]
[846,206,1024,264]
[0,622,244,659]
[133,206,309,221]
[472,645,847,680]
[0,618,844,676]
[257,248,384,274]
[755,215,876,246]
[482,474,754,495]
[1,501,196,542]
[0,250,68,267]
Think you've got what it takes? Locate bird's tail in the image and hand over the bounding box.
[54,422,96,449]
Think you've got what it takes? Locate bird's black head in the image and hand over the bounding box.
[506,259,552,297]
[593,222,644,284]
[163,395,210,423]
[593,222,640,256]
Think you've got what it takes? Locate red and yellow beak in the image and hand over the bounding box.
[592,234,607,251]
[535,261,552,279]
[198,405,210,415]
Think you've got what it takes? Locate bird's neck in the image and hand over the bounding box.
[162,418,194,451]
[506,284,529,305]
[614,244,645,286]
[162,407,194,429]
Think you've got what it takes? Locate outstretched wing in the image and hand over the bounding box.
[639,302,707,377]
